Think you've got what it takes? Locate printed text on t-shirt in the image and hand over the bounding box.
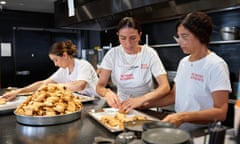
[191,73,204,82]
[141,64,148,69]
[120,74,134,80]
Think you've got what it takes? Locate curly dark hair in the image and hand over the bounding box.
[49,40,77,57]
[176,11,213,45]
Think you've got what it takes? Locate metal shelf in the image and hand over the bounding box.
[151,40,240,48]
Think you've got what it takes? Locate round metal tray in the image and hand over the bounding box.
[14,110,82,126]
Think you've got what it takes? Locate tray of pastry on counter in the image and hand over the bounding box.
[14,84,83,125]
[88,108,159,132]
[73,92,96,103]
[0,96,27,114]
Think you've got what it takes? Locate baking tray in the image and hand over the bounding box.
[17,92,34,96]
[15,109,82,126]
[88,108,159,132]
[0,96,27,114]
[73,92,96,103]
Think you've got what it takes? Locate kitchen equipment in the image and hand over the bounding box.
[88,108,159,132]
[208,122,226,144]
[116,131,136,144]
[220,26,240,40]
[142,121,175,131]
[124,120,154,138]
[93,136,115,144]
[14,109,81,125]
[142,128,192,144]
[0,96,27,114]
[73,92,96,103]
[16,119,81,144]
[235,103,240,136]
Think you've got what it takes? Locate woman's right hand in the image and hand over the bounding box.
[1,90,18,101]
[104,90,121,108]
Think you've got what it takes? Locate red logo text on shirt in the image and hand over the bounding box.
[120,74,134,80]
[190,73,204,82]
[141,64,148,69]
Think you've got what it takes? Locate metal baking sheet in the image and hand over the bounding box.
[88,108,159,132]
[15,109,82,126]
[0,96,27,114]
[17,92,34,96]
[73,92,96,103]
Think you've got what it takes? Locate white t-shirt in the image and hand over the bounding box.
[100,44,166,101]
[50,58,98,97]
[175,52,232,131]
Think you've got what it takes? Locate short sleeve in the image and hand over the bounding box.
[100,48,115,70]
[149,47,167,77]
[207,61,232,92]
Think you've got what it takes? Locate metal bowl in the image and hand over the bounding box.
[14,109,82,126]
[220,26,240,40]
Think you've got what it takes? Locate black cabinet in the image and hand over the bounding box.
[13,29,78,87]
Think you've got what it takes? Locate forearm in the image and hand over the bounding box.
[177,107,228,124]
[96,84,111,97]
[16,80,46,93]
[141,83,171,106]
[142,91,174,108]
[62,80,87,92]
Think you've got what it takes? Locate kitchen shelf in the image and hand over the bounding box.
[151,40,240,48]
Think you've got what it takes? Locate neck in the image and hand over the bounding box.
[189,46,210,61]
[68,58,74,73]
[125,45,141,54]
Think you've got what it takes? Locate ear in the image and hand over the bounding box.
[62,52,68,58]
[139,32,142,37]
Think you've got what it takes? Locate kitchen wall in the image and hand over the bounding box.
[0,10,82,88]
[142,9,240,97]
[0,10,54,88]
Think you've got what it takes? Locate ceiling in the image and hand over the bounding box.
[0,0,57,13]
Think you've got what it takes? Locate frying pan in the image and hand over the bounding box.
[142,128,192,144]
[142,121,175,131]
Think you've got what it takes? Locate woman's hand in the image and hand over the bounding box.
[104,90,121,108]
[161,113,185,128]
[119,97,144,113]
[1,90,18,101]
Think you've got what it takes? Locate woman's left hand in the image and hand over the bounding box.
[119,97,144,113]
[161,113,184,128]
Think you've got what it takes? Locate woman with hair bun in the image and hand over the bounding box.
[2,40,99,101]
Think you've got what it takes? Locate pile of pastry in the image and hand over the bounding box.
[15,84,83,116]
[100,112,147,129]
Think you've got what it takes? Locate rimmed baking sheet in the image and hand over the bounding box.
[88,108,159,132]
[0,96,27,114]
[73,92,96,103]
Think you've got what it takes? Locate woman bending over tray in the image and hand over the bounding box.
[1,40,99,101]
[96,17,170,113]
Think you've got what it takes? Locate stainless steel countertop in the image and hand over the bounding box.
[0,98,116,144]
[0,94,237,144]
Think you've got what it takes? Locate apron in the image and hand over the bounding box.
[111,46,154,101]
